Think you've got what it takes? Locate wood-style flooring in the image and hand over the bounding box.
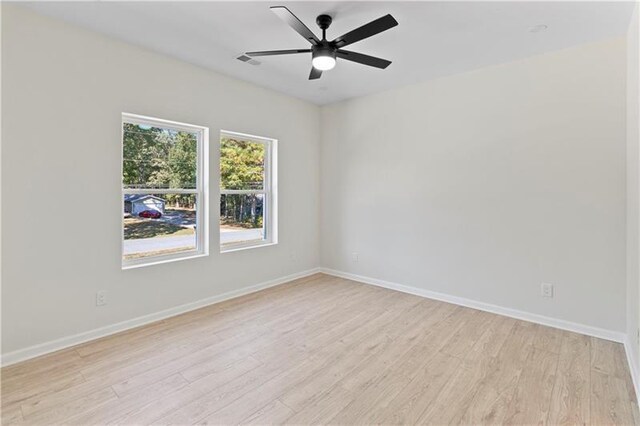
[2,273,638,425]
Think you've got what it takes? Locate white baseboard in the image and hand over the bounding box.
[625,336,640,402]
[2,266,629,371]
[320,267,626,343]
[0,267,321,367]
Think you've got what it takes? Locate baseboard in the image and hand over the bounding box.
[625,335,640,401]
[2,266,627,368]
[320,267,626,343]
[0,267,321,367]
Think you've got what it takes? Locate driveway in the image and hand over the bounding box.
[161,210,196,227]
[124,234,196,255]
[220,228,263,245]
[124,228,264,254]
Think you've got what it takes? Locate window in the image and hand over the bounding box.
[220,131,277,251]
[122,114,208,268]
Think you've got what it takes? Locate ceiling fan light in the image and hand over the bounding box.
[312,55,336,71]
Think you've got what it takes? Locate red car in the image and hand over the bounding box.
[138,210,162,219]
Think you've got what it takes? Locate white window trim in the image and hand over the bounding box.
[220,130,278,253]
[122,113,209,269]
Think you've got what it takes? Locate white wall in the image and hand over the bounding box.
[627,2,640,384]
[1,4,633,360]
[1,5,320,355]
[321,38,628,333]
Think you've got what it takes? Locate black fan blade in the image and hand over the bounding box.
[246,49,311,57]
[309,67,322,80]
[271,6,320,45]
[336,50,391,69]
[332,14,398,48]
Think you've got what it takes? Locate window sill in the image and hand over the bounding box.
[220,241,277,254]
[122,251,208,270]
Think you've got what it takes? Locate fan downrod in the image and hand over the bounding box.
[316,14,333,39]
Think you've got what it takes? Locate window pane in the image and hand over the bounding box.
[123,193,197,260]
[220,194,265,247]
[123,123,197,190]
[220,138,266,190]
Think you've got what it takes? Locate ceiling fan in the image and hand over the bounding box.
[246,6,398,80]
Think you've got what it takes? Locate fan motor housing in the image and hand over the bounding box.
[312,43,336,61]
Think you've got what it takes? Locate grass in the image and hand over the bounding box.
[220,223,251,231]
[124,217,194,240]
[220,218,262,230]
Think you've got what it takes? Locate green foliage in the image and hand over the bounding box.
[220,138,265,190]
[123,123,197,208]
[123,123,197,189]
[220,194,263,229]
[220,138,266,228]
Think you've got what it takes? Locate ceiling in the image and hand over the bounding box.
[23,1,636,105]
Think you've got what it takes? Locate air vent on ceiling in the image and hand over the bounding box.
[237,54,261,66]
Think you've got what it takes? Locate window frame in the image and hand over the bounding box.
[219,130,278,253]
[121,113,209,269]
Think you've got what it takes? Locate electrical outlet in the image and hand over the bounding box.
[96,290,107,306]
[352,252,359,262]
[541,283,554,298]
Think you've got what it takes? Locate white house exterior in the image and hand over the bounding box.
[124,195,165,215]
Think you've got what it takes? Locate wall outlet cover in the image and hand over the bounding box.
[541,283,554,298]
[96,290,107,306]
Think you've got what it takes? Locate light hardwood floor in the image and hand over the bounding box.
[2,273,638,425]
